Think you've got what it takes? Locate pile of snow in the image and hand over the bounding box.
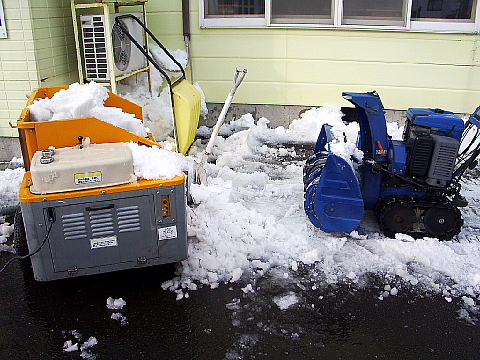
[128,143,184,180]
[0,161,24,253]
[0,222,14,252]
[0,166,24,208]
[149,44,188,74]
[28,82,148,137]
[159,106,480,306]
[3,78,480,315]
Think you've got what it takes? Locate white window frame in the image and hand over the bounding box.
[0,0,7,39]
[200,0,480,33]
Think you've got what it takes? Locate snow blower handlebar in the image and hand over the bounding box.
[453,106,480,180]
[114,14,182,111]
[115,14,187,82]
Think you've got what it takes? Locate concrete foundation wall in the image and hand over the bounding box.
[0,136,21,161]
[204,103,409,128]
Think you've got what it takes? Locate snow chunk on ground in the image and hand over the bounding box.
[273,292,299,310]
[111,312,129,326]
[80,336,98,351]
[63,340,79,352]
[106,297,126,310]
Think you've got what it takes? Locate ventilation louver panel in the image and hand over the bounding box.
[80,13,147,81]
[62,213,88,240]
[117,206,141,233]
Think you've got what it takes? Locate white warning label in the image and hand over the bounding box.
[158,226,178,240]
[90,236,118,249]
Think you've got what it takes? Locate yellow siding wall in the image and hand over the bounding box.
[0,0,37,137]
[0,0,77,138]
[145,1,480,114]
[1,0,479,140]
[30,0,77,88]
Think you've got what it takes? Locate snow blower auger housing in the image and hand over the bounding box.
[304,91,480,240]
[13,86,188,281]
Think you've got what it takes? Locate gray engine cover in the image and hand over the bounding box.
[426,134,460,187]
[20,183,187,281]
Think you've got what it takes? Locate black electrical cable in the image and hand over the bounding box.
[0,220,53,275]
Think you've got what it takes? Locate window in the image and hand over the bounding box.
[411,0,475,21]
[271,0,333,25]
[201,0,479,32]
[203,0,267,26]
[342,0,407,26]
[205,0,265,17]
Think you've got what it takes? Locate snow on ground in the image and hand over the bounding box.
[3,80,480,318]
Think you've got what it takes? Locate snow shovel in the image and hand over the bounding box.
[115,15,201,155]
[195,67,248,184]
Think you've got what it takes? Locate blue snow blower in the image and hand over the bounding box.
[304,91,480,240]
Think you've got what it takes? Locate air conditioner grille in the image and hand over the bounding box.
[80,13,146,81]
[81,16,109,80]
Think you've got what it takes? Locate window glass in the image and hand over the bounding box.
[411,0,475,21]
[271,0,332,24]
[205,0,265,17]
[342,0,406,25]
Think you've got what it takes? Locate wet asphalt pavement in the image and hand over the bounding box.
[1,247,480,360]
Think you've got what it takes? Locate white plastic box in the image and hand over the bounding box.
[30,142,136,194]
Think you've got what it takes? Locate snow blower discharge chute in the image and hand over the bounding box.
[304,91,480,240]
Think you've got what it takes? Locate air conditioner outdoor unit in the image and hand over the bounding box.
[80,13,147,81]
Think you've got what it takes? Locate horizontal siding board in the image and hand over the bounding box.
[286,34,475,66]
[199,81,287,104]
[286,60,473,90]
[192,34,288,59]
[193,58,287,83]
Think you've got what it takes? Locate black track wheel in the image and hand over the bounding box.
[13,208,29,257]
[379,201,416,238]
[424,205,463,241]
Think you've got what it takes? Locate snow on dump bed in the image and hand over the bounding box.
[28,82,148,137]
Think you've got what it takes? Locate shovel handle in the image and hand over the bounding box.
[205,68,247,155]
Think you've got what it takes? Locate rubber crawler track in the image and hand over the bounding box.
[377,195,463,241]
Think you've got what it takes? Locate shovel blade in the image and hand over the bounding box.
[173,79,202,155]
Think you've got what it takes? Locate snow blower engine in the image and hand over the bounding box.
[304,91,480,240]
